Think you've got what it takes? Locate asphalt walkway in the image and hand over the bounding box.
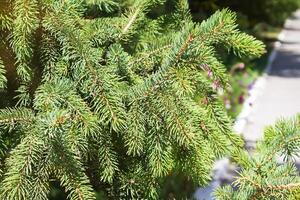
[242,10,300,144]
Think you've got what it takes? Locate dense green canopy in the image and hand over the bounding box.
[0,0,265,199]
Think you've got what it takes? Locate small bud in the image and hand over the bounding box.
[207,69,213,78]
[200,122,207,131]
[129,179,135,184]
[212,80,220,90]
[237,62,245,69]
[202,98,208,105]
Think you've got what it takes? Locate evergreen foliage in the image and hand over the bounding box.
[215,116,300,200]
[0,0,265,199]
[0,60,7,90]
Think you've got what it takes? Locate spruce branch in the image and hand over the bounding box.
[121,7,140,35]
[11,0,39,83]
[53,142,96,200]
[0,132,45,199]
[216,116,300,200]
[0,59,7,89]
[0,14,12,31]
[97,133,119,183]
[125,104,146,156]
[85,0,119,12]
[0,108,34,125]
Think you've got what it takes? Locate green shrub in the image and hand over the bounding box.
[255,0,300,26]
[0,0,264,199]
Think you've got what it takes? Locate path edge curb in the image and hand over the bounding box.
[233,30,286,135]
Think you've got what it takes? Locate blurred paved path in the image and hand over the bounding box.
[242,10,300,144]
[195,10,300,200]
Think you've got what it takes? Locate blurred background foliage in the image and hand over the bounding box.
[188,0,300,119]
[189,0,300,26]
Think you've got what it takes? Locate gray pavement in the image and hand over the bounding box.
[242,10,300,143]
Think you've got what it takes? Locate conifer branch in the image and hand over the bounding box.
[0,14,12,31]
[11,0,39,83]
[121,7,140,35]
[128,44,172,67]
[256,135,300,170]
[0,59,7,89]
[0,108,34,125]
[0,133,45,199]
[239,175,300,200]
[216,117,300,199]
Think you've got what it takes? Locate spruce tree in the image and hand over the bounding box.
[0,0,265,199]
[215,116,300,200]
